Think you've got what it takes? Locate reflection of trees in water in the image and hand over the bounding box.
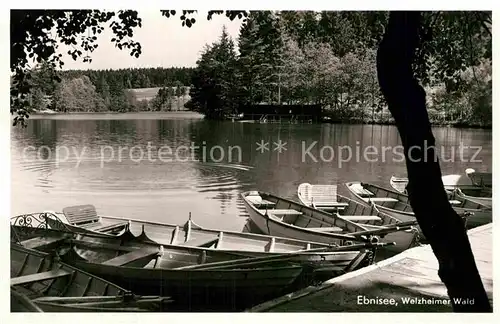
[21,119,58,154]
[11,119,59,191]
[157,119,197,146]
[186,121,259,216]
[98,120,137,143]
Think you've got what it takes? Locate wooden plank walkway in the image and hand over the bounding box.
[249,223,493,312]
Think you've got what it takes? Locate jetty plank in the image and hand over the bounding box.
[249,223,492,312]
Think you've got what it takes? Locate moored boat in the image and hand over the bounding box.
[297,183,420,254]
[11,223,377,275]
[346,182,492,229]
[389,175,492,209]
[466,168,492,188]
[12,206,358,255]
[11,243,172,312]
[240,190,408,246]
[51,232,307,311]
[449,187,492,209]
[11,225,380,310]
[390,168,492,194]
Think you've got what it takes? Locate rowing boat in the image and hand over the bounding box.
[53,233,306,311]
[12,223,377,275]
[297,183,420,254]
[466,168,492,188]
[13,207,353,254]
[390,174,479,193]
[240,190,398,246]
[390,168,492,194]
[11,243,172,312]
[390,175,492,209]
[346,182,492,228]
[12,225,379,309]
[449,187,492,208]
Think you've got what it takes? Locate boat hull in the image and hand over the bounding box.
[35,211,336,254]
[452,189,492,209]
[61,257,303,311]
[375,198,491,229]
[296,186,419,254]
[461,196,492,209]
[11,244,170,312]
[241,192,367,246]
[346,182,492,230]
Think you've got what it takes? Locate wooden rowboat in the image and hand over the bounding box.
[12,223,378,277]
[13,209,334,254]
[240,190,406,247]
[346,182,492,229]
[390,175,491,209]
[450,187,492,208]
[41,230,309,311]
[11,243,172,312]
[13,205,353,255]
[390,174,478,193]
[466,168,492,188]
[297,183,420,254]
[390,168,492,194]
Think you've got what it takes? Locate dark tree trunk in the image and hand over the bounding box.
[376,12,491,312]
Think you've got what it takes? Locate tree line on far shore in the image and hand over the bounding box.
[25,11,491,127]
[27,65,194,113]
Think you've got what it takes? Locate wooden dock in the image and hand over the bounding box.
[249,223,493,312]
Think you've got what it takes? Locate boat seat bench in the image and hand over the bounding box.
[102,247,159,266]
[246,196,276,208]
[80,220,129,233]
[266,209,303,216]
[255,199,276,208]
[21,236,67,250]
[63,205,100,225]
[313,202,349,210]
[11,269,72,286]
[308,227,343,232]
[368,197,398,203]
[313,202,348,207]
[349,185,374,197]
[340,215,382,222]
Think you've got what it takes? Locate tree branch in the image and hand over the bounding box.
[474,12,492,37]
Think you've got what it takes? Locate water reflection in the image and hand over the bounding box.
[11,116,492,232]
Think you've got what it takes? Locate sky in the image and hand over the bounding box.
[57,10,243,71]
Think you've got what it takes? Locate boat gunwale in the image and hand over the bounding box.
[22,210,345,250]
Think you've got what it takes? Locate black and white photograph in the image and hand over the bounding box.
[8,4,493,315]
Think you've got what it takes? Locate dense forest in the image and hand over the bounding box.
[28,65,194,113]
[187,11,491,126]
[27,11,491,127]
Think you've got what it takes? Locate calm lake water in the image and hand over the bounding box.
[11,113,492,232]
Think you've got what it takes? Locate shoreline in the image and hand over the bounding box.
[28,111,205,120]
[25,111,492,129]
